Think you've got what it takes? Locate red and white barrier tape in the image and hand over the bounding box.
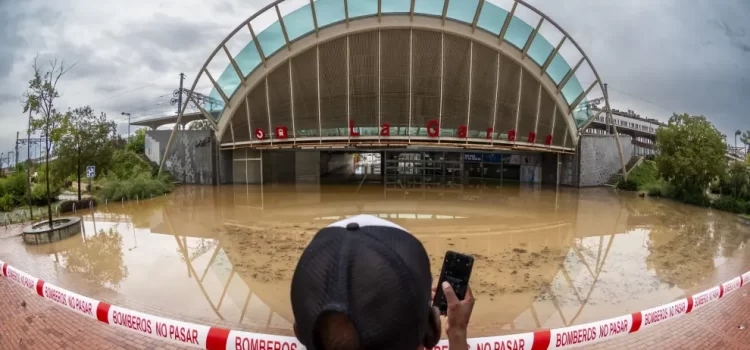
[1,259,749,350]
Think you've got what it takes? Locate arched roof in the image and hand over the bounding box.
[179,0,609,153]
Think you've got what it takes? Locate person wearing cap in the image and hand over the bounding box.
[291,214,475,350]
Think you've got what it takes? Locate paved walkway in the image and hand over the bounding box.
[0,278,191,350]
[1,275,749,350]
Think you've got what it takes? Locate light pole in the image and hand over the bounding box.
[121,112,131,143]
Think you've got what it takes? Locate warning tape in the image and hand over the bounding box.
[1,259,749,350]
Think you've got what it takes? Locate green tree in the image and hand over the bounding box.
[54,106,116,200]
[741,130,750,159]
[727,161,749,199]
[125,128,146,154]
[655,113,726,199]
[23,56,74,227]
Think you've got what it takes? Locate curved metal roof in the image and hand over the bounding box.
[165,0,612,156]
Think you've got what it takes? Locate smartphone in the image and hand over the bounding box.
[433,251,474,315]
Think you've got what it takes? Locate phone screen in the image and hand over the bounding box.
[433,251,474,315]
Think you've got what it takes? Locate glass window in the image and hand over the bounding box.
[215,66,242,102]
[256,21,286,57]
[527,35,554,66]
[476,2,508,34]
[414,0,444,16]
[234,41,263,77]
[504,16,533,49]
[545,53,569,84]
[561,77,584,105]
[206,89,227,115]
[315,0,347,27]
[282,4,315,41]
[348,0,378,18]
[382,0,410,12]
[446,0,479,24]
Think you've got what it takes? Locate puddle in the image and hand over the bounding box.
[1,184,748,337]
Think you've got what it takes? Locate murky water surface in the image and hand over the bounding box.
[2,184,749,337]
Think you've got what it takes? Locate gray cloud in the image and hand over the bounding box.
[1,0,749,156]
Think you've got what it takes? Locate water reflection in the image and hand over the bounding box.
[63,228,129,289]
[3,183,749,336]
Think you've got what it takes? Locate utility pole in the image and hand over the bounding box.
[121,112,132,143]
[178,72,185,121]
[26,109,33,219]
[15,131,19,165]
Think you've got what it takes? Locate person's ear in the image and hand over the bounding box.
[422,306,441,349]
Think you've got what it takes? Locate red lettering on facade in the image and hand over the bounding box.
[486,127,493,139]
[508,129,516,142]
[349,120,360,136]
[528,132,536,143]
[545,134,553,145]
[458,125,467,138]
[380,123,390,136]
[274,127,288,139]
[427,120,439,137]
[255,129,266,140]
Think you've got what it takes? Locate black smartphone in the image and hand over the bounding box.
[433,251,474,315]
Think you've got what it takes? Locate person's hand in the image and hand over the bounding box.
[442,281,475,342]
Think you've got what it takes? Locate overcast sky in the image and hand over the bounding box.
[1,0,748,161]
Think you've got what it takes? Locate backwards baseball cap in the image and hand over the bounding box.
[291,215,438,350]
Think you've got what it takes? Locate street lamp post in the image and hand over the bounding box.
[121,112,132,143]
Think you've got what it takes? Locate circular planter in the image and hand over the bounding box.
[23,217,82,245]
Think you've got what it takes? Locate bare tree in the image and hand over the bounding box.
[22,56,76,228]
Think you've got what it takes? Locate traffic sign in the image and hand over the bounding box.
[86,166,95,178]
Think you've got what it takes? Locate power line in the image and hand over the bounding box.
[606,86,676,115]
[85,83,158,106]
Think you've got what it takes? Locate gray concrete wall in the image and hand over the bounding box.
[559,153,579,187]
[578,135,634,187]
[147,130,215,185]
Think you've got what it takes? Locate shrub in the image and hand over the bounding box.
[0,193,14,212]
[644,181,668,197]
[616,160,658,192]
[97,173,174,201]
[30,182,61,206]
[711,196,750,214]
[108,150,152,179]
[616,179,639,191]
[3,172,27,198]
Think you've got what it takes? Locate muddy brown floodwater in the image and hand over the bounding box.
[1,184,749,338]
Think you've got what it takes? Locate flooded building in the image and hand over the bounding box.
[134,0,641,187]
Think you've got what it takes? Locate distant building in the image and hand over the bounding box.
[583,108,664,156]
